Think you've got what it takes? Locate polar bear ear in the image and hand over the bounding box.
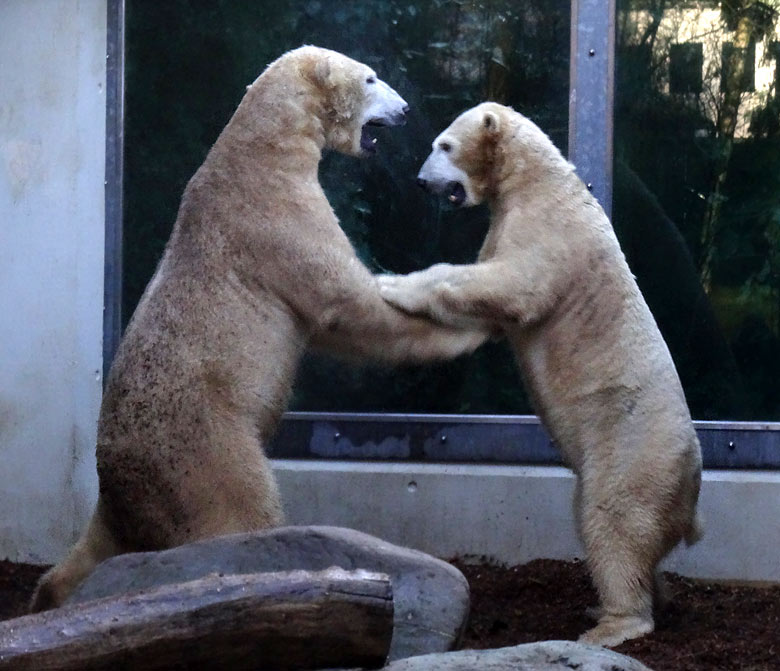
[482,110,500,134]
[312,57,332,87]
[299,51,333,89]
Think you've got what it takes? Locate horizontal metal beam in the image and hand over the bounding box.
[270,412,780,468]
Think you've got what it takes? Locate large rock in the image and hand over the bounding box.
[67,525,469,662]
[381,640,653,670]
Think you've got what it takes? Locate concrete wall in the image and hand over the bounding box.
[276,461,780,582]
[0,0,106,563]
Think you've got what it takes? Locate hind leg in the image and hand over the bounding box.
[575,491,659,647]
[179,432,285,543]
[654,570,670,611]
[587,569,668,623]
[30,497,122,612]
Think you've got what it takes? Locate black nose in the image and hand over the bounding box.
[402,104,410,115]
[416,177,428,190]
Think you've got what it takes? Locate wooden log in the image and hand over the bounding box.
[0,567,393,671]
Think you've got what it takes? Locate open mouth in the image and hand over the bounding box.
[360,120,387,154]
[446,181,466,207]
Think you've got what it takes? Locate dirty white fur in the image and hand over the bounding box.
[30,47,487,612]
[379,102,703,647]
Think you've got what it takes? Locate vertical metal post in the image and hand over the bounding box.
[569,0,615,218]
[104,0,125,382]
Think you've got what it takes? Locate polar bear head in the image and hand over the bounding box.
[417,102,564,207]
[293,46,409,157]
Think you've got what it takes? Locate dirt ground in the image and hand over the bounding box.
[2,557,779,670]
[451,558,780,671]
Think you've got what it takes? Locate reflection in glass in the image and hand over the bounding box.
[124,1,570,413]
[615,0,780,419]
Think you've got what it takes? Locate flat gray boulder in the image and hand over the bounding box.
[67,525,469,662]
[381,640,653,670]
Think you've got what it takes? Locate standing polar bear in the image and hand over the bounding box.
[379,102,703,647]
[31,47,488,611]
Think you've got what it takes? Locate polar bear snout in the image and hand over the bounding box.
[359,77,409,155]
[417,150,471,207]
[362,78,409,127]
[416,176,467,207]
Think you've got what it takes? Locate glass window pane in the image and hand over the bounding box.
[615,0,780,420]
[670,42,703,94]
[123,1,570,413]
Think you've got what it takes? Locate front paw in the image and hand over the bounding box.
[376,273,399,291]
[378,276,427,315]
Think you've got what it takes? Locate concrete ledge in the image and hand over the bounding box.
[273,460,780,582]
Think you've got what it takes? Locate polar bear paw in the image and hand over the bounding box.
[584,604,602,621]
[377,274,427,314]
[578,614,654,648]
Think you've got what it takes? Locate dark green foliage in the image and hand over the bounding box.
[124,1,779,419]
[123,0,569,414]
[614,0,780,419]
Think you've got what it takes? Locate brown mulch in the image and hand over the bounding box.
[451,558,780,671]
[2,557,779,670]
[0,559,47,621]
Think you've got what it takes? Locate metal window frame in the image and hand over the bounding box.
[269,413,780,468]
[569,0,615,218]
[104,0,780,468]
[104,0,125,382]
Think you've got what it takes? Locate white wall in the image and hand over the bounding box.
[0,0,106,563]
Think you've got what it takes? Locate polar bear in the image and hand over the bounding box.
[378,102,703,647]
[30,47,488,612]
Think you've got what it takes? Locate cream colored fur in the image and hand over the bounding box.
[379,102,703,647]
[30,47,488,612]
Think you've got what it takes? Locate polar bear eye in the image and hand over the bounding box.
[439,142,452,153]
[366,75,376,84]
